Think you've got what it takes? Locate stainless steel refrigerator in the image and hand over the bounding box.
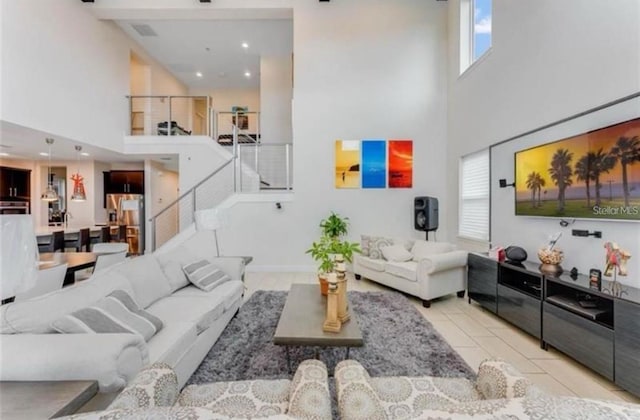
[106,194,145,254]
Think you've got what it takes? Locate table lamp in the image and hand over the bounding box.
[0,215,39,301]
[194,208,226,257]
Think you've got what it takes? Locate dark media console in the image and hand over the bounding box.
[467,252,640,397]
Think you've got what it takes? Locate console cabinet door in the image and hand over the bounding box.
[543,302,614,380]
[615,300,640,396]
[468,253,498,313]
[497,284,541,338]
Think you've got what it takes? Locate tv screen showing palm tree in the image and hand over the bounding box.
[515,117,640,220]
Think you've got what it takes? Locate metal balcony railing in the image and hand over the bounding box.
[127,95,212,137]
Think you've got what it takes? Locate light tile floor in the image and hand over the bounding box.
[245,271,640,404]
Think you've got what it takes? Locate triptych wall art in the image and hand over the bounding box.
[335,139,413,189]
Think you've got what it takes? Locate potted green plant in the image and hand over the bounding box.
[306,212,361,295]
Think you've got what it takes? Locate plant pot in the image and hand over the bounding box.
[318,275,328,296]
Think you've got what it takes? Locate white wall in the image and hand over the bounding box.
[217,0,449,269]
[446,0,640,283]
[260,56,292,143]
[93,161,111,224]
[1,0,187,152]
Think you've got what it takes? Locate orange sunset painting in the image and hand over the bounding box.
[515,118,640,220]
[335,140,361,188]
[389,140,413,188]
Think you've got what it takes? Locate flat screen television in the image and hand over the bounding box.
[515,117,640,221]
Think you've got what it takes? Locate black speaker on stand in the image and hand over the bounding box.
[414,196,439,240]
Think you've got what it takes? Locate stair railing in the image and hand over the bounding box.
[150,157,235,251]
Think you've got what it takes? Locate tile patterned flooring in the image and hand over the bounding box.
[245,271,640,404]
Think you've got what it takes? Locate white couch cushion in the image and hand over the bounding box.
[51,290,163,342]
[381,244,413,262]
[171,281,244,312]
[0,269,133,334]
[146,294,227,335]
[113,255,172,309]
[385,261,418,282]
[411,240,456,261]
[358,256,387,272]
[147,322,197,366]
[154,245,198,292]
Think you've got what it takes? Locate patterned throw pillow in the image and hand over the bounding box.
[51,290,163,341]
[361,235,371,257]
[368,237,394,260]
[182,259,231,292]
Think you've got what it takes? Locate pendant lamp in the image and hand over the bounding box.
[41,138,59,202]
[70,145,87,202]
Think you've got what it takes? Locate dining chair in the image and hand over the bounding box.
[14,263,68,302]
[64,228,91,252]
[77,243,129,281]
[92,242,129,254]
[93,251,127,273]
[37,231,65,253]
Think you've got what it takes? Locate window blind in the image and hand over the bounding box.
[459,149,490,241]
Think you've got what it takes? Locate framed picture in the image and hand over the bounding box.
[388,140,413,188]
[362,140,386,188]
[335,140,360,188]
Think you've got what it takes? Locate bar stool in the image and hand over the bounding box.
[38,231,65,253]
[90,226,111,246]
[112,225,127,243]
[64,228,90,252]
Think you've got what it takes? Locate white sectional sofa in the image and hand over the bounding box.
[353,235,467,307]
[0,230,245,392]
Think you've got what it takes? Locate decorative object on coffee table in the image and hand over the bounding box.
[306,212,360,296]
[323,274,341,333]
[335,255,350,323]
[538,232,564,275]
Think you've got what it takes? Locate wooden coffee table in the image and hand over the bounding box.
[273,284,364,372]
[0,380,98,419]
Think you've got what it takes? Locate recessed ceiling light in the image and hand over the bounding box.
[196,72,203,78]
[241,42,249,49]
[0,152,9,157]
[244,71,251,78]
[39,152,49,156]
[81,152,90,156]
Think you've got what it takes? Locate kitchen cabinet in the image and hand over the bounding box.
[0,166,31,200]
[104,171,144,194]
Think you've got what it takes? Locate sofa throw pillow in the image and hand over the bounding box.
[51,290,163,341]
[182,259,231,292]
[360,235,371,257]
[368,237,394,260]
[380,244,413,262]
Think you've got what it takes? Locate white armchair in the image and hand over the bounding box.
[354,237,467,307]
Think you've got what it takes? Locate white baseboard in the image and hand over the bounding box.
[246,265,316,273]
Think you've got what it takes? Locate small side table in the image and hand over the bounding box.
[0,380,98,419]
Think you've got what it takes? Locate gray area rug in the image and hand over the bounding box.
[188,290,474,385]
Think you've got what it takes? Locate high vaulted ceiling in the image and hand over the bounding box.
[115,19,293,89]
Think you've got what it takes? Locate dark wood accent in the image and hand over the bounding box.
[615,299,640,396]
[104,170,144,195]
[497,284,541,338]
[467,253,498,313]
[38,230,65,253]
[0,166,31,200]
[543,302,614,380]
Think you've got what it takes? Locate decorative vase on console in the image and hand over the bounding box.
[538,232,564,275]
